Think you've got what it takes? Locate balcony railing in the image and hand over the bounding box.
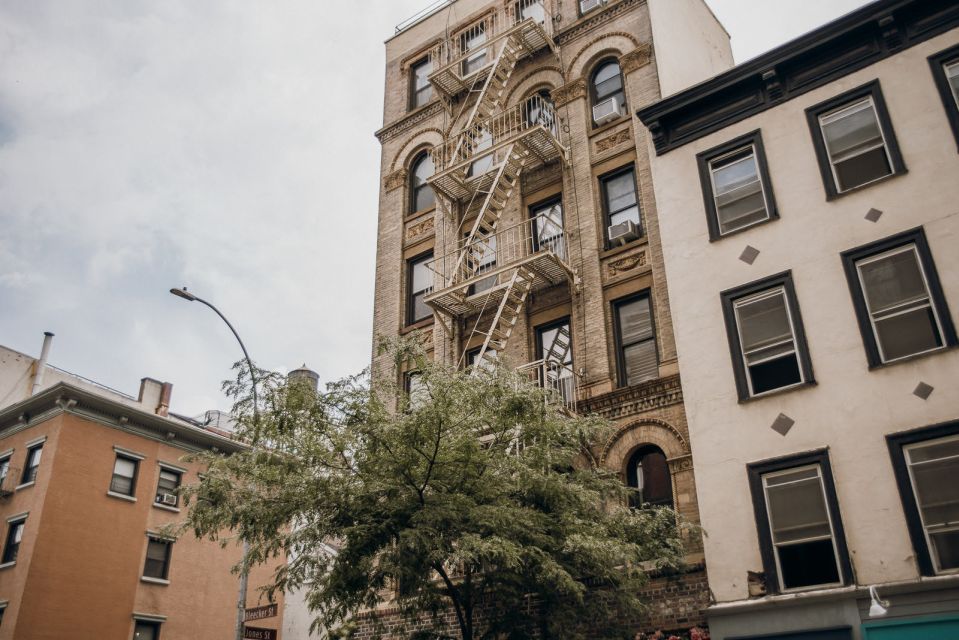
[517,359,579,412]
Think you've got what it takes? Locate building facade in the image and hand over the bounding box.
[0,339,283,639]
[369,0,734,636]
[637,1,959,638]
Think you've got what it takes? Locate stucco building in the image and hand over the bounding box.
[0,337,284,639]
[636,1,959,638]
[368,0,735,636]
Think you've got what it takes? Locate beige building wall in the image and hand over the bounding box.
[647,0,733,97]
[646,27,959,605]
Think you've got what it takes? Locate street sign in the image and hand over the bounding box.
[243,627,277,640]
[245,604,278,622]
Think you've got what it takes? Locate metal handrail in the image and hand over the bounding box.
[516,359,579,411]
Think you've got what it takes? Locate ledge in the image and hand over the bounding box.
[152,503,181,514]
[106,491,137,503]
[580,373,683,419]
[140,576,170,586]
[0,562,14,571]
[15,481,35,492]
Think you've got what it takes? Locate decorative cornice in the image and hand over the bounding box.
[375,101,444,144]
[405,215,435,242]
[620,43,653,74]
[552,78,586,107]
[605,249,647,277]
[582,373,683,420]
[595,127,632,154]
[636,0,959,155]
[384,168,407,192]
[555,0,644,47]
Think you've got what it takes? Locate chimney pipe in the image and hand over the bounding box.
[157,382,173,417]
[31,332,55,397]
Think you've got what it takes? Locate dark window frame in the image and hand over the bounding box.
[805,80,906,200]
[155,468,182,507]
[599,164,642,248]
[0,455,11,489]
[21,444,42,484]
[886,419,959,577]
[408,151,436,216]
[840,227,957,369]
[408,57,433,111]
[528,194,564,254]
[1,518,25,565]
[625,444,673,509]
[747,449,853,595]
[143,536,173,581]
[928,44,959,153]
[696,129,778,241]
[720,271,815,402]
[110,454,140,497]
[590,58,625,108]
[534,316,573,366]
[133,620,162,640]
[611,290,659,388]
[406,251,434,327]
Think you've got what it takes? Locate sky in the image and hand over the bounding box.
[0,0,873,416]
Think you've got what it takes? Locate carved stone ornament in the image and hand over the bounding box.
[620,43,652,74]
[406,216,435,241]
[552,78,586,107]
[667,454,694,473]
[595,128,631,153]
[606,250,646,277]
[384,168,408,192]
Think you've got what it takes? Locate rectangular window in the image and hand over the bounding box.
[516,0,545,24]
[21,444,42,484]
[143,537,172,580]
[535,318,574,404]
[530,198,565,259]
[110,455,139,497]
[697,130,777,239]
[806,81,905,198]
[0,456,10,490]
[1,518,25,565]
[721,272,814,401]
[407,253,434,325]
[888,421,959,576]
[466,228,497,295]
[600,166,641,247]
[461,23,488,76]
[841,228,956,367]
[929,45,959,151]
[579,0,605,15]
[466,346,497,374]
[613,293,658,387]
[133,620,161,640]
[409,57,433,110]
[155,469,182,507]
[404,371,428,409]
[748,451,851,594]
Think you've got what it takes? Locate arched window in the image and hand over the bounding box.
[591,59,625,125]
[409,152,435,214]
[626,445,673,509]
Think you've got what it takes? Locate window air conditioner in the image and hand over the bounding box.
[608,219,640,246]
[160,494,178,506]
[593,96,624,125]
[580,0,606,13]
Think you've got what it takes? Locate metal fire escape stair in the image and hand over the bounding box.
[472,265,536,373]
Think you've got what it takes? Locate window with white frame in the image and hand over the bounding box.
[732,286,804,397]
[21,444,42,485]
[155,468,182,507]
[946,60,959,108]
[515,0,546,24]
[760,464,844,591]
[929,46,959,151]
[903,434,959,574]
[110,455,139,497]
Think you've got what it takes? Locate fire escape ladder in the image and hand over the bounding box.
[472,265,536,373]
[543,324,572,368]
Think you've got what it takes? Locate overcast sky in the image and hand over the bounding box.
[0,0,872,416]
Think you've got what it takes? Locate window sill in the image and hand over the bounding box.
[140,576,170,586]
[708,214,778,243]
[400,318,435,335]
[404,206,436,223]
[600,237,648,260]
[106,491,137,503]
[824,168,907,201]
[15,481,35,492]
[152,503,181,513]
[867,344,957,371]
[0,562,14,571]
[738,380,817,404]
[589,113,630,138]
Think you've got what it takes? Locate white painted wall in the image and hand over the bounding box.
[648,0,733,97]
[646,29,959,603]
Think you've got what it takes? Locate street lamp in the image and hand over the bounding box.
[169,286,258,640]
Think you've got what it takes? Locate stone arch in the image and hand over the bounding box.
[600,418,689,475]
[388,128,444,173]
[504,65,564,107]
[565,32,639,81]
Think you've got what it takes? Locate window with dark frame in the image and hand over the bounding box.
[409,152,435,214]
[133,620,161,640]
[626,445,673,509]
[887,421,959,577]
[1,518,25,565]
[409,57,433,110]
[0,456,10,490]
[460,22,488,76]
[535,318,575,405]
[696,130,778,240]
[840,228,956,368]
[466,346,497,373]
[515,0,546,24]
[407,252,434,326]
[613,292,658,387]
[600,166,641,247]
[805,80,905,198]
[747,450,852,594]
[530,197,565,258]
[928,44,959,151]
[143,537,172,580]
[155,468,182,507]
[465,227,497,295]
[404,371,428,409]
[110,455,139,497]
[721,271,814,401]
[591,60,625,112]
[21,444,42,485]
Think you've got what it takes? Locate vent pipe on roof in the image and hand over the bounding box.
[31,332,55,397]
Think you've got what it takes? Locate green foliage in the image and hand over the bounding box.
[180,338,689,640]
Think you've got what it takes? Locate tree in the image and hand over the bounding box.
[181,338,690,640]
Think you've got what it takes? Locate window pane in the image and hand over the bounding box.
[412,154,435,212]
[412,59,432,108]
[617,296,653,345]
[623,342,658,386]
[947,61,959,108]
[833,146,891,192]
[411,258,431,294]
[736,291,792,355]
[605,171,637,213]
[114,458,136,479]
[538,323,572,365]
[929,530,959,571]
[518,0,546,23]
[144,540,170,579]
[778,538,842,589]
[766,470,832,544]
[134,623,158,640]
[858,247,929,313]
[712,149,768,234]
[748,356,801,395]
[594,62,623,102]
[907,437,959,571]
[874,307,943,361]
[821,99,883,159]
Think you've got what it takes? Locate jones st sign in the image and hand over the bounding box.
[243,627,277,640]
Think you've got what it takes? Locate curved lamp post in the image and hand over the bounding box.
[169,287,258,640]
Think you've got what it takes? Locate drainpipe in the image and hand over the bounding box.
[31,332,55,397]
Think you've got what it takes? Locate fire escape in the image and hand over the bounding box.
[424,1,577,409]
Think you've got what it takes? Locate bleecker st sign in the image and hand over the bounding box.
[243,627,277,640]
[245,604,278,622]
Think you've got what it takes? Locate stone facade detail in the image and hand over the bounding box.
[405,216,434,242]
[551,78,586,106]
[606,249,647,277]
[384,168,407,192]
[621,42,653,73]
[595,127,632,153]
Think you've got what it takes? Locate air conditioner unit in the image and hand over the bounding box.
[160,494,178,506]
[608,219,640,246]
[580,0,606,13]
[592,96,624,125]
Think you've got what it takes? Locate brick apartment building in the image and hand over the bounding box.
[367,0,735,636]
[0,337,283,639]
